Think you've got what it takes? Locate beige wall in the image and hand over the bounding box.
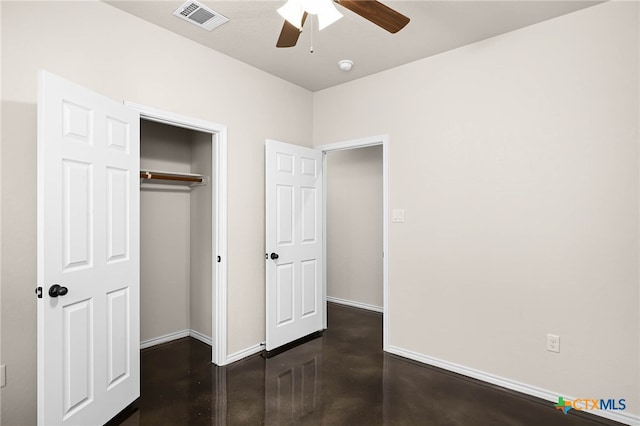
[140,120,192,342]
[190,130,213,339]
[0,1,312,424]
[326,146,383,309]
[139,120,214,343]
[314,1,639,417]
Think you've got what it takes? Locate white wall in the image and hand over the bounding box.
[314,1,639,420]
[326,146,383,309]
[0,1,312,424]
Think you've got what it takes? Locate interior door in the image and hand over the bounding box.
[37,71,140,425]
[265,140,323,351]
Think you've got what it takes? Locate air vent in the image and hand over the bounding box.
[173,1,229,31]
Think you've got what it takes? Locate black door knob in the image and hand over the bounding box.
[270,253,279,260]
[49,284,68,298]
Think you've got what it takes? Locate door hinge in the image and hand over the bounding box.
[35,287,43,299]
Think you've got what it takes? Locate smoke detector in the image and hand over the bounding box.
[173,0,229,31]
[338,60,353,72]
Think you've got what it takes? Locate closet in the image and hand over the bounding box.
[139,119,214,348]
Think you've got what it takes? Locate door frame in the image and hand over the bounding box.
[316,135,389,350]
[124,102,229,366]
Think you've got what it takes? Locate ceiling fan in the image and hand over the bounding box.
[276,0,410,48]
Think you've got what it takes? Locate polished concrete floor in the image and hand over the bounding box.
[114,303,622,425]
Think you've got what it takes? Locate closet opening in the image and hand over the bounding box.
[138,117,222,363]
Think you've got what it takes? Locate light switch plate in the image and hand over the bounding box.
[392,209,405,223]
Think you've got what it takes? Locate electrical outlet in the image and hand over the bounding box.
[547,334,560,353]
[1,364,6,387]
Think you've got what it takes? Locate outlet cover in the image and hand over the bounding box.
[547,334,560,353]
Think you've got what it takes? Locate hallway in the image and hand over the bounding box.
[114,303,622,425]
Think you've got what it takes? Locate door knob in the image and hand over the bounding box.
[270,253,279,260]
[49,284,68,298]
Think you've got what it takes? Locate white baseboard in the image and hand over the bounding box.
[226,343,264,365]
[387,345,639,426]
[327,296,383,313]
[140,329,264,366]
[140,329,213,349]
[190,329,213,346]
[140,330,190,349]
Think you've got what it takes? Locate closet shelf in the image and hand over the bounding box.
[140,170,207,186]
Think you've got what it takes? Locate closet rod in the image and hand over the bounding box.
[139,171,204,184]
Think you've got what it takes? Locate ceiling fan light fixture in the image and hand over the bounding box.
[277,0,305,29]
[278,0,343,31]
[308,0,343,30]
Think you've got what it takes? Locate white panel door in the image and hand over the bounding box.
[265,140,323,351]
[37,71,140,425]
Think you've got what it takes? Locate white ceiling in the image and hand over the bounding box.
[105,0,602,92]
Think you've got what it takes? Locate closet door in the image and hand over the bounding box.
[37,71,140,425]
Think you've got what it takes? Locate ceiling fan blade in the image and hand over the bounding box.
[335,0,410,33]
[276,12,308,48]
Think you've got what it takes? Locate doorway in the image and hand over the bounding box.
[126,102,228,366]
[138,120,212,351]
[319,135,389,350]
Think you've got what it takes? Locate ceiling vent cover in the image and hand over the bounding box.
[173,1,229,31]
